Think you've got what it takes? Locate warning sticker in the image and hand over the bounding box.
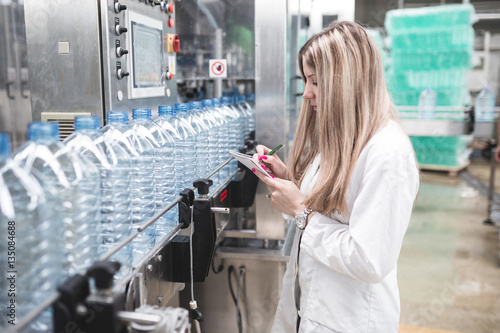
[209,59,227,78]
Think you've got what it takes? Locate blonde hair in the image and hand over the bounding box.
[288,21,399,216]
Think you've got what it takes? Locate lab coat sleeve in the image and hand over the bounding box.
[300,143,419,284]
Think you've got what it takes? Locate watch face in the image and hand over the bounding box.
[296,215,306,229]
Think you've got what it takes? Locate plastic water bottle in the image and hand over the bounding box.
[212,98,230,185]
[418,87,437,119]
[475,87,496,121]
[236,95,252,139]
[158,104,197,192]
[101,111,156,262]
[0,133,62,332]
[221,96,241,174]
[188,101,210,179]
[131,108,175,242]
[13,122,101,276]
[201,99,221,189]
[65,116,133,277]
[246,93,256,138]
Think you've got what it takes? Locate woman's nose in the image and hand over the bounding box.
[303,86,315,100]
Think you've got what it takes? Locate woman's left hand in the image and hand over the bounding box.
[253,168,306,217]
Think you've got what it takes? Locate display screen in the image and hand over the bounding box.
[131,22,163,88]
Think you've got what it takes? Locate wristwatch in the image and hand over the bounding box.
[295,208,313,230]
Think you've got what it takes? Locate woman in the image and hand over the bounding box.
[253,21,420,332]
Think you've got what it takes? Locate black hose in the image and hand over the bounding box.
[228,265,246,333]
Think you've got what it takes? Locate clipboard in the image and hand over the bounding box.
[228,151,272,177]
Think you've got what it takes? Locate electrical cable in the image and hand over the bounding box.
[228,265,246,333]
[211,243,224,274]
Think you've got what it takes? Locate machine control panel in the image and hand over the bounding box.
[106,0,179,109]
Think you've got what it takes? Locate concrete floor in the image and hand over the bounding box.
[398,162,500,333]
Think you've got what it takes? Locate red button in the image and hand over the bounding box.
[168,3,174,13]
[169,18,174,28]
[173,34,180,53]
[168,72,174,80]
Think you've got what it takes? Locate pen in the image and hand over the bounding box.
[267,143,284,156]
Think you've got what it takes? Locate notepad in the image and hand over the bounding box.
[228,151,272,177]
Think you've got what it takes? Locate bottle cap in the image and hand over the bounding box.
[107,111,128,124]
[75,116,100,132]
[0,132,11,160]
[158,105,174,116]
[28,122,59,144]
[132,108,152,120]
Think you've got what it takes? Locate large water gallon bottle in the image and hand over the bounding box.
[65,116,133,277]
[201,99,221,189]
[475,87,496,121]
[212,97,230,185]
[101,111,156,262]
[245,93,256,138]
[418,87,437,119]
[188,101,210,179]
[131,108,175,242]
[0,133,62,332]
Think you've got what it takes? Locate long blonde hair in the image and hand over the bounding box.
[288,21,398,216]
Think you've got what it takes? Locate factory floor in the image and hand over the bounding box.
[397,156,500,333]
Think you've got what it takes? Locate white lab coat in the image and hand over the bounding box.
[271,120,420,333]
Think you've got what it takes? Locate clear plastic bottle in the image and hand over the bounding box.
[188,101,210,179]
[101,111,156,262]
[245,93,256,138]
[1,133,62,332]
[13,122,101,276]
[131,108,175,242]
[65,116,133,277]
[201,99,221,189]
[159,104,197,192]
[418,87,437,119]
[475,87,496,121]
[212,98,230,185]
[221,96,241,174]
[236,95,251,140]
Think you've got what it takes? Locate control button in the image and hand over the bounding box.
[116,47,129,58]
[115,25,128,36]
[168,18,174,28]
[117,68,129,79]
[167,33,180,53]
[166,72,174,80]
[168,3,174,13]
[114,2,127,13]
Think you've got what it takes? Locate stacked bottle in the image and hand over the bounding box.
[65,116,133,276]
[384,4,475,108]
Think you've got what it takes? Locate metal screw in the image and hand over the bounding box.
[157,296,164,304]
[76,304,88,316]
[155,255,162,262]
[147,264,153,272]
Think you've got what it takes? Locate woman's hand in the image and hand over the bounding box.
[253,169,306,217]
[252,145,289,180]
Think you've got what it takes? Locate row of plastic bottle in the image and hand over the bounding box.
[0,95,255,331]
[416,87,496,121]
[385,4,475,32]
